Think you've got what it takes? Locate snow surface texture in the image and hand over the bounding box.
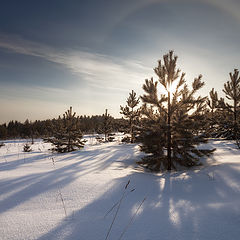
[0,135,240,240]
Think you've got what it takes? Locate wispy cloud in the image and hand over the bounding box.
[0,34,151,92]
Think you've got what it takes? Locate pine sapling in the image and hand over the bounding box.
[23,143,32,152]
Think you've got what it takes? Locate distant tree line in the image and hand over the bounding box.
[0,114,127,140]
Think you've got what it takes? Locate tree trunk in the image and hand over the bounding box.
[233,98,240,148]
[130,107,133,143]
[31,129,34,145]
[167,91,172,171]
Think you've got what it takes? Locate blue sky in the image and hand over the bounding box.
[1,0,240,123]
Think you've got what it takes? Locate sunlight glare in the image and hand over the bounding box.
[159,80,179,97]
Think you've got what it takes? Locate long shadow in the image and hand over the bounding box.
[0,142,141,216]
[53,143,141,177]
[37,163,240,240]
[0,168,77,215]
[0,152,49,171]
[0,140,50,171]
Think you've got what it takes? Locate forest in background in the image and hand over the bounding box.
[0,114,127,139]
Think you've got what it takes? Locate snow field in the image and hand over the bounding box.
[0,137,240,240]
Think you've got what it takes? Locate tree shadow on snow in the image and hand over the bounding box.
[37,160,240,240]
[0,143,142,216]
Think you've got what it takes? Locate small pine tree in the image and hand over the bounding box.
[206,88,220,137]
[23,143,32,152]
[120,90,140,143]
[138,50,215,171]
[45,107,85,153]
[207,88,218,126]
[220,69,240,147]
[98,109,113,142]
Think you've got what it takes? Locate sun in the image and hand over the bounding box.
[160,80,178,96]
[168,81,178,95]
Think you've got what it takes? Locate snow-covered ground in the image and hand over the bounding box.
[1,136,240,240]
